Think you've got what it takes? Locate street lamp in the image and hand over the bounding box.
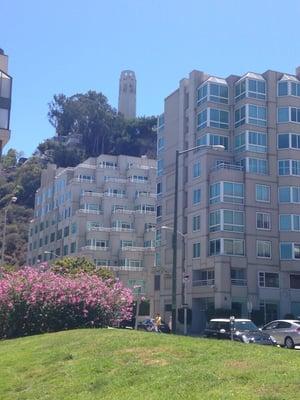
[171,144,225,333]
[1,196,17,265]
[161,225,188,335]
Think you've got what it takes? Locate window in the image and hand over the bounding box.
[231,268,247,286]
[278,81,288,96]
[197,109,207,129]
[279,214,300,231]
[193,188,201,204]
[86,239,109,249]
[209,238,244,256]
[197,108,229,129]
[154,275,161,291]
[63,244,68,256]
[196,134,228,150]
[278,107,300,123]
[247,79,266,99]
[192,270,214,286]
[256,185,270,202]
[257,240,271,258]
[50,232,55,242]
[256,213,271,230]
[157,137,165,152]
[70,242,76,253]
[209,210,244,232]
[155,252,161,267]
[235,78,266,101]
[192,215,201,231]
[224,239,244,256]
[247,158,268,174]
[235,106,246,127]
[64,226,69,237]
[278,80,300,97]
[210,108,229,129]
[280,242,300,260]
[193,162,201,178]
[290,274,300,289]
[210,181,244,204]
[57,229,62,240]
[278,160,300,176]
[197,82,228,104]
[279,187,300,203]
[235,104,266,127]
[157,182,162,195]
[259,272,279,288]
[156,205,162,217]
[157,159,164,176]
[71,223,77,234]
[235,131,267,153]
[193,242,201,258]
[121,240,134,248]
[278,133,300,149]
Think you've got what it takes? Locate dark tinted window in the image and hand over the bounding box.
[263,322,279,330]
[277,321,291,329]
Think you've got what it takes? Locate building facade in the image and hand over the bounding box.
[156,68,300,332]
[118,70,136,119]
[27,154,156,300]
[0,48,12,156]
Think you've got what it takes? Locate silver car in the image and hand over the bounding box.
[261,320,300,349]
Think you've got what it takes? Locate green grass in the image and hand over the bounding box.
[0,329,299,400]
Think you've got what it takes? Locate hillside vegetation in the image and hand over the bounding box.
[0,329,299,400]
[0,90,157,266]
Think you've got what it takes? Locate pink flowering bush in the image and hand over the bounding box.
[0,267,133,339]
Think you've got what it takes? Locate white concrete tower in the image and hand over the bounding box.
[118,70,136,119]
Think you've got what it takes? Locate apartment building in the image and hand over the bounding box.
[0,48,12,156]
[27,154,156,300]
[155,67,300,332]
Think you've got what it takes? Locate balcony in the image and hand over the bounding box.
[77,209,102,215]
[104,177,127,183]
[88,226,111,232]
[112,208,135,215]
[116,266,144,272]
[121,246,145,252]
[192,279,215,287]
[81,245,108,251]
[210,163,244,172]
[81,191,104,198]
[231,279,247,286]
[73,177,95,183]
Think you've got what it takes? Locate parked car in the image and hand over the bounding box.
[119,317,136,329]
[261,319,300,349]
[204,318,277,346]
[137,318,171,333]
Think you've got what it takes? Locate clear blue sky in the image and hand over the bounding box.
[2,0,300,156]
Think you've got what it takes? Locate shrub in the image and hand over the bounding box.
[0,267,133,339]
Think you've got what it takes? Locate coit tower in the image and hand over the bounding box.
[118,70,136,119]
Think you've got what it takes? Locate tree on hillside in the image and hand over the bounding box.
[46,91,157,161]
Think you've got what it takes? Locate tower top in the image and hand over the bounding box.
[118,70,136,119]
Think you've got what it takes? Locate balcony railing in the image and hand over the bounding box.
[81,191,104,198]
[112,209,135,214]
[111,227,134,232]
[211,163,244,172]
[81,245,108,251]
[74,178,95,183]
[116,266,144,271]
[104,177,127,183]
[192,279,215,287]
[77,209,102,215]
[231,279,247,286]
[121,246,145,252]
[88,226,111,232]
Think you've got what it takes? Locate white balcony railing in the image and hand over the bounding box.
[77,209,102,215]
[192,279,215,287]
[81,245,109,251]
[112,209,135,214]
[121,246,145,252]
[81,191,104,198]
[211,163,244,172]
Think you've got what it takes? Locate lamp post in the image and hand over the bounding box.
[171,144,225,333]
[162,225,188,335]
[1,196,17,265]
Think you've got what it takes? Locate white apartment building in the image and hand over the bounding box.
[27,154,156,301]
[0,48,12,156]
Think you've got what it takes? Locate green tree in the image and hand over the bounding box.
[51,256,115,281]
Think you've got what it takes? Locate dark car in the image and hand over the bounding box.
[137,318,171,333]
[204,318,277,346]
[119,317,136,329]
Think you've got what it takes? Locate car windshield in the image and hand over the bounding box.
[235,321,258,331]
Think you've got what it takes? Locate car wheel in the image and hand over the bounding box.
[285,336,295,349]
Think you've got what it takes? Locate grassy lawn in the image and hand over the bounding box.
[0,329,299,400]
